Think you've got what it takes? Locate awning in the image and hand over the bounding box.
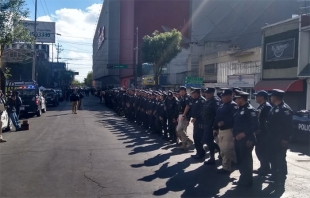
[254,80,303,92]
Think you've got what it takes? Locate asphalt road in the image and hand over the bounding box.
[1,96,309,198]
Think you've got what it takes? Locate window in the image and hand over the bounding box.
[204,64,217,75]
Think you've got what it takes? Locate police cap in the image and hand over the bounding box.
[269,89,285,97]
[178,86,187,92]
[232,87,241,93]
[206,87,216,93]
[234,90,250,98]
[191,87,201,94]
[168,91,173,97]
[253,90,269,99]
[201,88,207,93]
[221,88,233,96]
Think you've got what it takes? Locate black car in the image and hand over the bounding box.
[14,88,47,117]
[43,89,59,106]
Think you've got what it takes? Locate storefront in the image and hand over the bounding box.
[256,16,308,111]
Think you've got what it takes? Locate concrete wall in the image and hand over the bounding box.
[166,48,189,85]
[119,0,135,79]
[199,47,261,84]
[298,30,310,74]
[93,0,120,87]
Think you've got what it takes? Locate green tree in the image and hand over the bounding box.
[83,71,93,87]
[141,29,182,85]
[0,0,33,78]
[72,79,81,87]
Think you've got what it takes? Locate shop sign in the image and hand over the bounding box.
[266,38,295,62]
[228,74,255,87]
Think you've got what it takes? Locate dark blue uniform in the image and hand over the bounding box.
[255,102,272,173]
[202,96,221,161]
[213,101,238,131]
[233,102,259,185]
[178,94,191,120]
[166,96,179,142]
[266,102,293,183]
[191,96,206,157]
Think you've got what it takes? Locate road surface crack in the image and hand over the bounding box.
[83,150,106,191]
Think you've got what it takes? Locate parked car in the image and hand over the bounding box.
[14,88,47,117]
[0,98,13,131]
[43,89,59,107]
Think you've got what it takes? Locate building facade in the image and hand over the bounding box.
[93,0,191,89]
[254,16,309,110]
[188,0,305,90]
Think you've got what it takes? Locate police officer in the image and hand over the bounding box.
[190,88,206,159]
[253,90,272,176]
[166,91,179,143]
[266,89,293,186]
[233,91,259,187]
[154,92,162,135]
[148,92,156,133]
[176,86,193,150]
[158,92,168,139]
[213,88,238,174]
[202,87,221,165]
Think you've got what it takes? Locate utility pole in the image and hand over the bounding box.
[31,0,37,81]
[134,27,139,87]
[55,43,63,63]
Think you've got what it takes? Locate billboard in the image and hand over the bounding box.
[266,38,295,62]
[22,20,56,43]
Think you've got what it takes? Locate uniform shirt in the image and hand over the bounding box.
[158,100,167,118]
[70,94,79,102]
[233,102,259,142]
[178,94,190,114]
[257,102,272,134]
[266,102,293,141]
[213,100,238,130]
[202,96,220,125]
[165,97,179,120]
[190,96,206,123]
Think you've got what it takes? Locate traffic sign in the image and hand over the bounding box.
[184,76,203,84]
[107,64,128,69]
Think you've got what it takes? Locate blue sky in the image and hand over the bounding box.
[24,0,103,82]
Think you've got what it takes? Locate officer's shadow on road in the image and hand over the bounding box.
[218,175,285,198]
[148,161,233,197]
[97,115,163,154]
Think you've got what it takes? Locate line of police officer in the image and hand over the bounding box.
[104,86,293,188]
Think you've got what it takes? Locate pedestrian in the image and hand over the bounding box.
[201,87,221,165]
[176,86,194,150]
[213,88,238,174]
[253,90,272,176]
[190,88,206,159]
[70,90,80,114]
[266,89,293,187]
[6,94,21,131]
[233,90,259,187]
[0,91,7,142]
[14,91,22,120]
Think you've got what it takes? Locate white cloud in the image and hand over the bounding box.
[37,3,102,82]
